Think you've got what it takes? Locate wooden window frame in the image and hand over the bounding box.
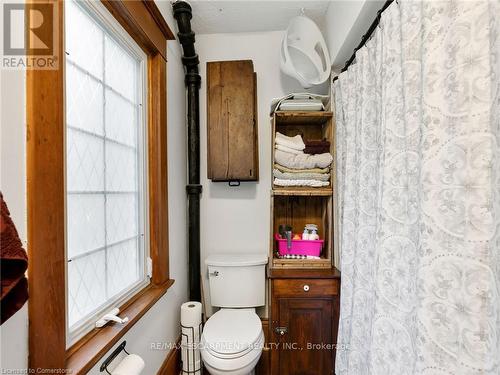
[26,1,175,373]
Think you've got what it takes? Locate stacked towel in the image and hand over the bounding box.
[275,150,333,170]
[275,132,305,151]
[276,144,303,155]
[274,179,329,187]
[274,163,330,174]
[274,133,333,188]
[304,139,330,154]
[273,169,330,182]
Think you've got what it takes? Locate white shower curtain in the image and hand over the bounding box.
[333,1,500,374]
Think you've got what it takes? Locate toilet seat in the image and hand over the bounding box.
[202,308,262,358]
[201,309,264,374]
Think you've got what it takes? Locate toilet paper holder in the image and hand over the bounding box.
[100,340,129,374]
[181,322,204,374]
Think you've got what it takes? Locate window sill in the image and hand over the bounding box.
[66,279,175,374]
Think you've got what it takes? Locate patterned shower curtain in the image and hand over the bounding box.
[333,1,499,374]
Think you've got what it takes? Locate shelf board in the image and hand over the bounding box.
[272,187,333,196]
[268,266,341,279]
[274,111,333,125]
[272,257,332,269]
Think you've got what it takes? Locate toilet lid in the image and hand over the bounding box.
[202,309,262,357]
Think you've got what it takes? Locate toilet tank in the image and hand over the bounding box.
[206,253,268,307]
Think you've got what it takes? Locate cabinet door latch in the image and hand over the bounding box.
[274,326,288,336]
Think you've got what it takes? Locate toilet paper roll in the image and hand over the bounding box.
[180,301,202,375]
[181,301,202,327]
[111,354,145,375]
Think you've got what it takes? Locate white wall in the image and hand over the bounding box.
[0,1,189,373]
[196,31,318,317]
[325,0,386,68]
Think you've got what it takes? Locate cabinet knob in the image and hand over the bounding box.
[303,285,310,292]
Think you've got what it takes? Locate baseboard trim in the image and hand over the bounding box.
[157,335,181,375]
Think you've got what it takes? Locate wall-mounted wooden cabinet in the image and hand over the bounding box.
[207,60,259,182]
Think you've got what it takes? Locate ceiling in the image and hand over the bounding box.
[189,1,332,35]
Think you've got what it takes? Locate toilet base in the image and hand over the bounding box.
[203,355,260,375]
[204,370,254,375]
[201,341,262,375]
[206,372,253,375]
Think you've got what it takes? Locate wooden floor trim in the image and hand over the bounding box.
[157,335,181,375]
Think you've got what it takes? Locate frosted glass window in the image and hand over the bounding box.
[106,194,138,245]
[65,0,103,79]
[65,0,148,339]
[66,64,104,135]
[67,194,105,258]
[105,89,137,147]
[66,129,104,191]
[105,143,138,192]
[105,36,137,102]
[107,239,140,297]
[67,250,106,325]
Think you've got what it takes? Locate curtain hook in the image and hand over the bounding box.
[300,7,305,16]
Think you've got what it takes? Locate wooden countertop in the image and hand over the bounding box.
[267,266,341,279]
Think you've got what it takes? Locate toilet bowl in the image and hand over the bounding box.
[201,308,264,375]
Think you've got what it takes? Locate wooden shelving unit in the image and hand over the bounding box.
[267,111,341,375]
[269,111,336,269]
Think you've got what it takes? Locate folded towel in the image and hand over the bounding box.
[304,146,330,154]
[276,144,304,155]
[275,149,333,170]
[304,139,331,154]
[1,193,28,324]
[274,178,330,188]
[274,163,330,174]
[275,132,305,151]
[274,169,330,181]
[304,145,330,154]
[304,139,330,147]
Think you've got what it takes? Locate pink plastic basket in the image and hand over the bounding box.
[274,234,323,257]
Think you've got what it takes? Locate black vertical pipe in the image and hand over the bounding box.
[173,1,202,302]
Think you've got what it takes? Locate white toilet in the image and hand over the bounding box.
[201,253,268,375]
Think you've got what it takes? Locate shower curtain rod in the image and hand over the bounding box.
[332,0,394,83]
